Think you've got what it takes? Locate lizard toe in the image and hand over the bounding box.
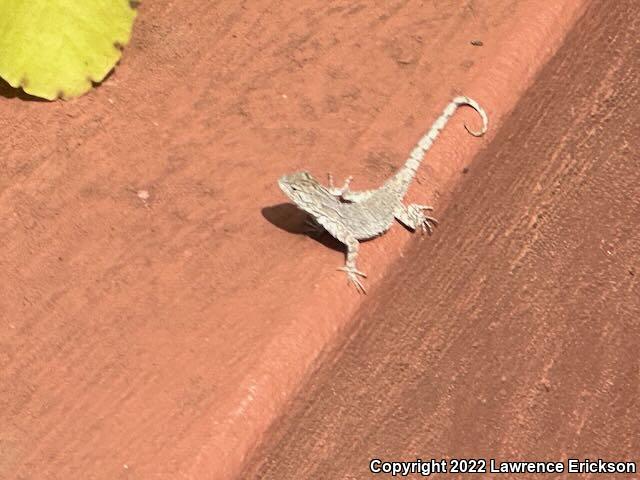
[337,266,367,278]
[347,273,367,294]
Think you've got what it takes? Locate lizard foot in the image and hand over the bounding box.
[337,265,368,294]
[327,173,354,197]
[408,204,439,235]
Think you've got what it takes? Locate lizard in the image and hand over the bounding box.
[278,95,488,293]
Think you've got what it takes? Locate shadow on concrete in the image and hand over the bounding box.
[261,203,344,253]
[0,77,48,101]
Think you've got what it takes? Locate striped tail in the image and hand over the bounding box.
[403,96,488,175]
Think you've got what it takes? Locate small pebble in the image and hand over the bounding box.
[137,190,150,201]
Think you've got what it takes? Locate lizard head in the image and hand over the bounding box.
[278,171,323,206]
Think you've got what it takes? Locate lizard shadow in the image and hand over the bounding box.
[261,203,344,253]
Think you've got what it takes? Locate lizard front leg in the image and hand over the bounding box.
[303,217,325,236]
[327,173,354,197]
[335,234,367,294]
[327,173,379,203]
[394,204,439,235]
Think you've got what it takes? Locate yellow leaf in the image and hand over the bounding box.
[0,0,137,100]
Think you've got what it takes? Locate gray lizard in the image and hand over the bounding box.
[278,96,488,293]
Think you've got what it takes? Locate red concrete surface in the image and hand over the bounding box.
[242,0,640,477]
[1,1,588,478]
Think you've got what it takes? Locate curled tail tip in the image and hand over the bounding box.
[458,96,488,137]
[453,95,481,106]
[453,95,471,104]
[464,122,487,137]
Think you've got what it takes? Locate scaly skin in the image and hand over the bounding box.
[279,96,488,293]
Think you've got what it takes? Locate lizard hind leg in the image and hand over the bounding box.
[394,204,439,235]
[336,235,368,294]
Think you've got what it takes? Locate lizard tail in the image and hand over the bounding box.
[457,96,489,137]
[404,96,488,174]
